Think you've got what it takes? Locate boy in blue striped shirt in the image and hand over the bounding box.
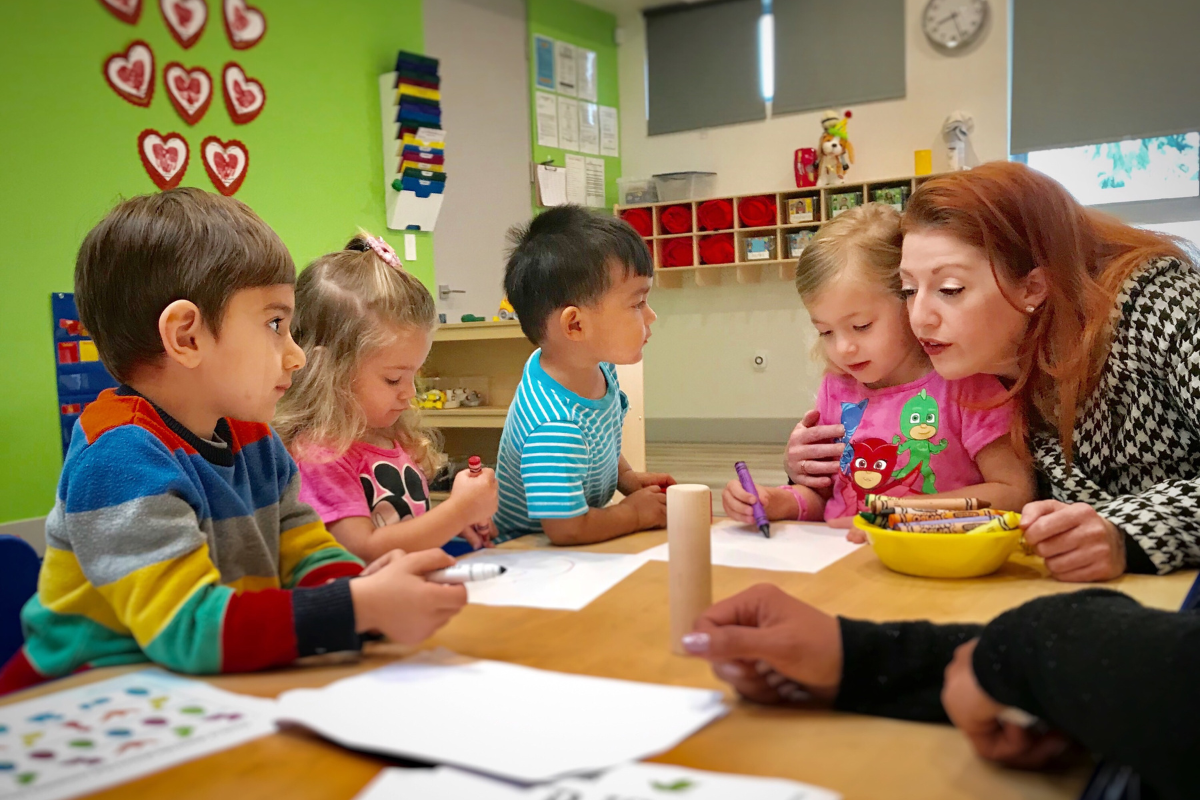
[495,206,676,544]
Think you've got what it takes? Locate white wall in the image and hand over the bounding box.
[611,0,1010,440]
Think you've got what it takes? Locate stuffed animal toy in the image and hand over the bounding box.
[816,109,854,186]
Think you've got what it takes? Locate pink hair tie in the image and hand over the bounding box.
[365,234,402,270]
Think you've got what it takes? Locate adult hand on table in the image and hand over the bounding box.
[1020,500,1126,582]
[942,639,1071,769]
[680,584,843,706]
[785,410,844,489]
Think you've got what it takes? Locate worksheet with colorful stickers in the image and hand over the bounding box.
[0,669,277,800]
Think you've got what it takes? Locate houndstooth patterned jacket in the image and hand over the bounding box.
[1031,257,1200,574]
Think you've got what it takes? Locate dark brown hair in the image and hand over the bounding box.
[75,187,294,382]
[903,161,1188,464]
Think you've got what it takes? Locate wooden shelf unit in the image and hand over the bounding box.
[616,172,947,289]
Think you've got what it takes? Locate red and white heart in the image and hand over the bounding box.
[164,63,212,125]
[159,0,207,49]
[104,41,155,107]
[201,136,249,195]
[137,129,189,190]
[98,0,142,24]
[223,0,266,49]
[222,62,266,124]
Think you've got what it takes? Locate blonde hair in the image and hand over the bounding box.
[794,203,903,302]
[275,234,446,477]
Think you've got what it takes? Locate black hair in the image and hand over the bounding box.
[503,205,653,344]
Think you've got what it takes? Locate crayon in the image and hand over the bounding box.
[733,461,770,538]
[885,509,1005,526]
[895,511,1021,534]
[865,495,990,513]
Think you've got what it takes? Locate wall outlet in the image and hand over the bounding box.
[752,350,768,372]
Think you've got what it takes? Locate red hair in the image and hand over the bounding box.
[902,161,1188,465]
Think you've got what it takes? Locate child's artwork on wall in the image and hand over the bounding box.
[159,0,208,49]
[163,63,213,125]
[223,0,266,50]
[137,129,190,190]
[201,136,248,195]
[222,62,265,124]
[104,41,155,108]
[98,0,142,25]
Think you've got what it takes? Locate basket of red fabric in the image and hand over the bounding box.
[738,195,777,228]
[620,207,653,237]
[699,234,735,265]
[658,204,693,235]
[697,199,734,231]
[660,238,695,267]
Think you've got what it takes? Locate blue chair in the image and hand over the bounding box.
[0,535,41,667]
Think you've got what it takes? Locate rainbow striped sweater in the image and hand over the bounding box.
[0,387,364,694]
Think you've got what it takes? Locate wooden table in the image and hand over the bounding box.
[6,522,1193,800]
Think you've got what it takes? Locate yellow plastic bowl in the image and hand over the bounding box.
[853,515,1023,579]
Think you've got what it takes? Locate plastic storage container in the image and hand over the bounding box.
[653,172,717,202]
[617,177,658,205]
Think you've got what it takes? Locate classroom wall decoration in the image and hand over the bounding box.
[104,41,155,107]
[201,135,249,195]
[222,62,265,124]
[159,0,208,49]
[99,0,143,25]
[52,294,119,455]
[163,63,213,125]
[223,0,267,50]
[138,129,190,189]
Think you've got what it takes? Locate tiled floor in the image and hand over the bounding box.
[645,442,787,517]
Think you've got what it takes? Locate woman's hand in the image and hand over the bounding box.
[785,410,844,489]
[942,639,1071,769]
[680,584,843,706]
[1021,500,1126,582]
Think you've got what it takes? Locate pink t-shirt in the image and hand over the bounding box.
[297,440,431,528]
[813,371,1012,520]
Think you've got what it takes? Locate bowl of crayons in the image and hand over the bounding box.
[852,495,1024,579]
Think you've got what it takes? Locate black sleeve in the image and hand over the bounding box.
[833,617,982,723]
[974,589,1200,799]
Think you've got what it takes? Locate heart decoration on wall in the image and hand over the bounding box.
[201,136,249,195]
[98,0,142,24]
[159,0,208,49]
[164,63,213,125]
[104,41,155,108]
[223,0,266,50]
[222,62,265,124]
[138,129,190,190]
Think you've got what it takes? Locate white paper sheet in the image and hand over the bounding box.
[535,91,558,148]
[599,105,619,157]
[354,766,529,800]
[565,154,587,205]
[277,650,728,784]
[557,96,580,152]
[641,521,862,574]
[555,40,577,96]
[460,549,647,610]
[584,157,606,208]
[576,47,598,102]
[0,670,277,800]
[535,164,567,207]
[578,102,600,155]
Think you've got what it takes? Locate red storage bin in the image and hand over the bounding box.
[699,233,735,265]
[660,238,695,267]
[658,204,693,234]
[738,195,777,227]
[697,199,734,231]
[620,207,653,237]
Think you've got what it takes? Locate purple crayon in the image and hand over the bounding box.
[734,461,770,538]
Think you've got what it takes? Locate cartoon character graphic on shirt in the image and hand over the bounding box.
[837,399,869,474]
[841,437,923,512]
[360,461,429,527]
[891,389,948,494]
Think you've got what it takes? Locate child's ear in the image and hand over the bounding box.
[158,299,207,369]
[557,306,586,341]
[1020,267,1050,311]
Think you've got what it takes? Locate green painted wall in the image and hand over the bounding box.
[0,1,428,523]
[527,0,621,207]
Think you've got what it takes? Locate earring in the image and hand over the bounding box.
[1025,305,1037,313]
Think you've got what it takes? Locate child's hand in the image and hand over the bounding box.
[359,548,407,577]
[619,470,677,495]
[449,466,499,526]
[460,519,497,550]
[845,526,866,543]
[620,485,667,530]
[350,549,467,645]
[722,481,796,524]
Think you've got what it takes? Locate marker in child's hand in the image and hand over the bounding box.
[734,461,771,538]
[426,563,506,584]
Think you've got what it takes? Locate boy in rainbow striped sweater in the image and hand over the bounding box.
[0,189,467,694]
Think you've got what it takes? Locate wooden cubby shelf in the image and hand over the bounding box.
[616,172,947,289]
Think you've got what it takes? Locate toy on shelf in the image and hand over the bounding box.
[416,388,446,409]
[460,314,486,323]
[493,298,518,322]
[461,390,484,408]
[793,146,817,187]
[443,388,466,409]
[816,109,854,187]
[942,111,975,172]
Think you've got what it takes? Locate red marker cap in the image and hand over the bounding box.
[468,456,482,473]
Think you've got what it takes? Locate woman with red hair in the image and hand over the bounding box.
[789,160,1198,581]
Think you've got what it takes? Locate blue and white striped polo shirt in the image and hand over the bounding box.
[494,350,628,540]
